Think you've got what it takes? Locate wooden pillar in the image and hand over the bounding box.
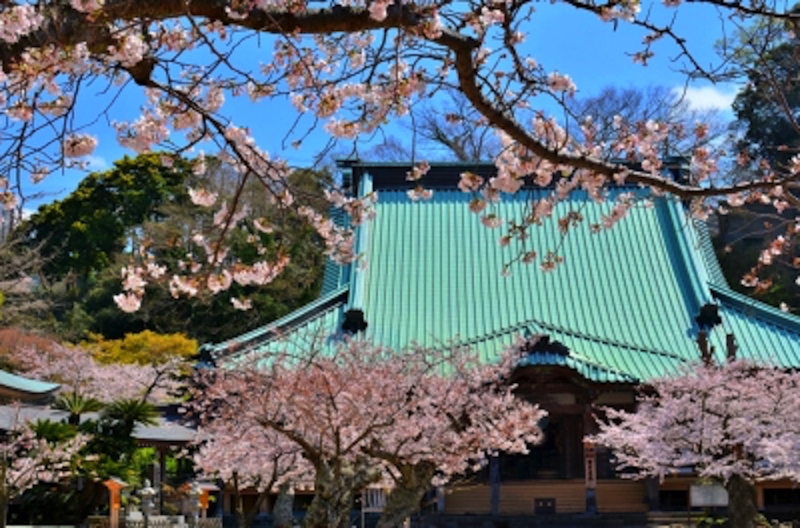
[646,478,660,511]
[584,440,597,513]
[435,486,445,513]
[489,455,500,516]
[223,491,231,514]
[563,416,575,479]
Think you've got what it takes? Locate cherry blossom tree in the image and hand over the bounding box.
[0,409,87,528]
[192,412,311,528]
[590,359,800,528]
[0,1,796,307]
[12,343,184,404]
[190,338,544,528]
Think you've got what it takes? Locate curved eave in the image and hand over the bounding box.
[710,286,800,367]
[0,370,59,397]
[204,286,349,362]
[134,420,196,446]
[518,351,639,385]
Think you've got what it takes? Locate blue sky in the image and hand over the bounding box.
[27,1,742,209]
[525,1,740,106]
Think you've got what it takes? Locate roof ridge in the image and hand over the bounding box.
[711,285,800,333]
[202,286,349,356]
[561,351,640,383]
[655,197,714,309]
[693,219,729,289]
[457,315,689,363]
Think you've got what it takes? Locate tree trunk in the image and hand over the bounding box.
[303,456,380,528]
[0,478,7,528]
[726,475,758,528]
[232,472,250,528]
[231,473,271,528]
[303,465,355,528]
[273,483,295,528]
[0,493,7,528]
[376,462,436,528]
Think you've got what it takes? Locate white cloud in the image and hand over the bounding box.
[85,154,109,171]
[672,85,739,112]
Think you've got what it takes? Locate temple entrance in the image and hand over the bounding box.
[499,414,585,480]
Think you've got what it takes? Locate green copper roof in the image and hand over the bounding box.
[0,370,60,396]
[695,220,729,289]
[210,162,800,383]
[355,188,709,380]
[711,286,800,367]
[204,286,349,362]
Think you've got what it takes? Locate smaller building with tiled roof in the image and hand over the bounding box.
[0,369,59,404]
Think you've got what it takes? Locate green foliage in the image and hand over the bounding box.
[20,155,326,344]
[102,398,159,429]
[696,514,727,527]
[714,209,799,309]
[52,393,104,426]
[82,330,197,365]
[79,398,159,481]
[20,153,195,284]
[29,419,79,445]
[65,248,323,343]
[731,27,800,170]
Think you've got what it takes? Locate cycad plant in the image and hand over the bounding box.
[52,392,104,426]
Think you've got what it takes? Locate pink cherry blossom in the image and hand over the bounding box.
[69,0,104,13]
[0,409,88,525]
[62,134,98,158]
[458,171,485,192]
[368,0,390,21]
[407,186,433,201]
[230,297,252,311]
[591,359,800,526]
[480,214,502,228]
[188,187,218,207]
[546,72,577,95]
[13,344,183,404]
[189,338,544,526]
[0,0,791,311]
[113,291,142,313]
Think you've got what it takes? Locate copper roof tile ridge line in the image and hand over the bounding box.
[205,286,349,357]
[531,347,641,383]
[369,183,647,194]
[657,197,715,308]
[693,219,729,289]
[559,353,640,382]
[522,353,639,384]
[455,316,689,363]
[710,285,800,332]
[349,172,373,310]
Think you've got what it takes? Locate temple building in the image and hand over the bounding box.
[203,160,800,521]
[0,368,59,404]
